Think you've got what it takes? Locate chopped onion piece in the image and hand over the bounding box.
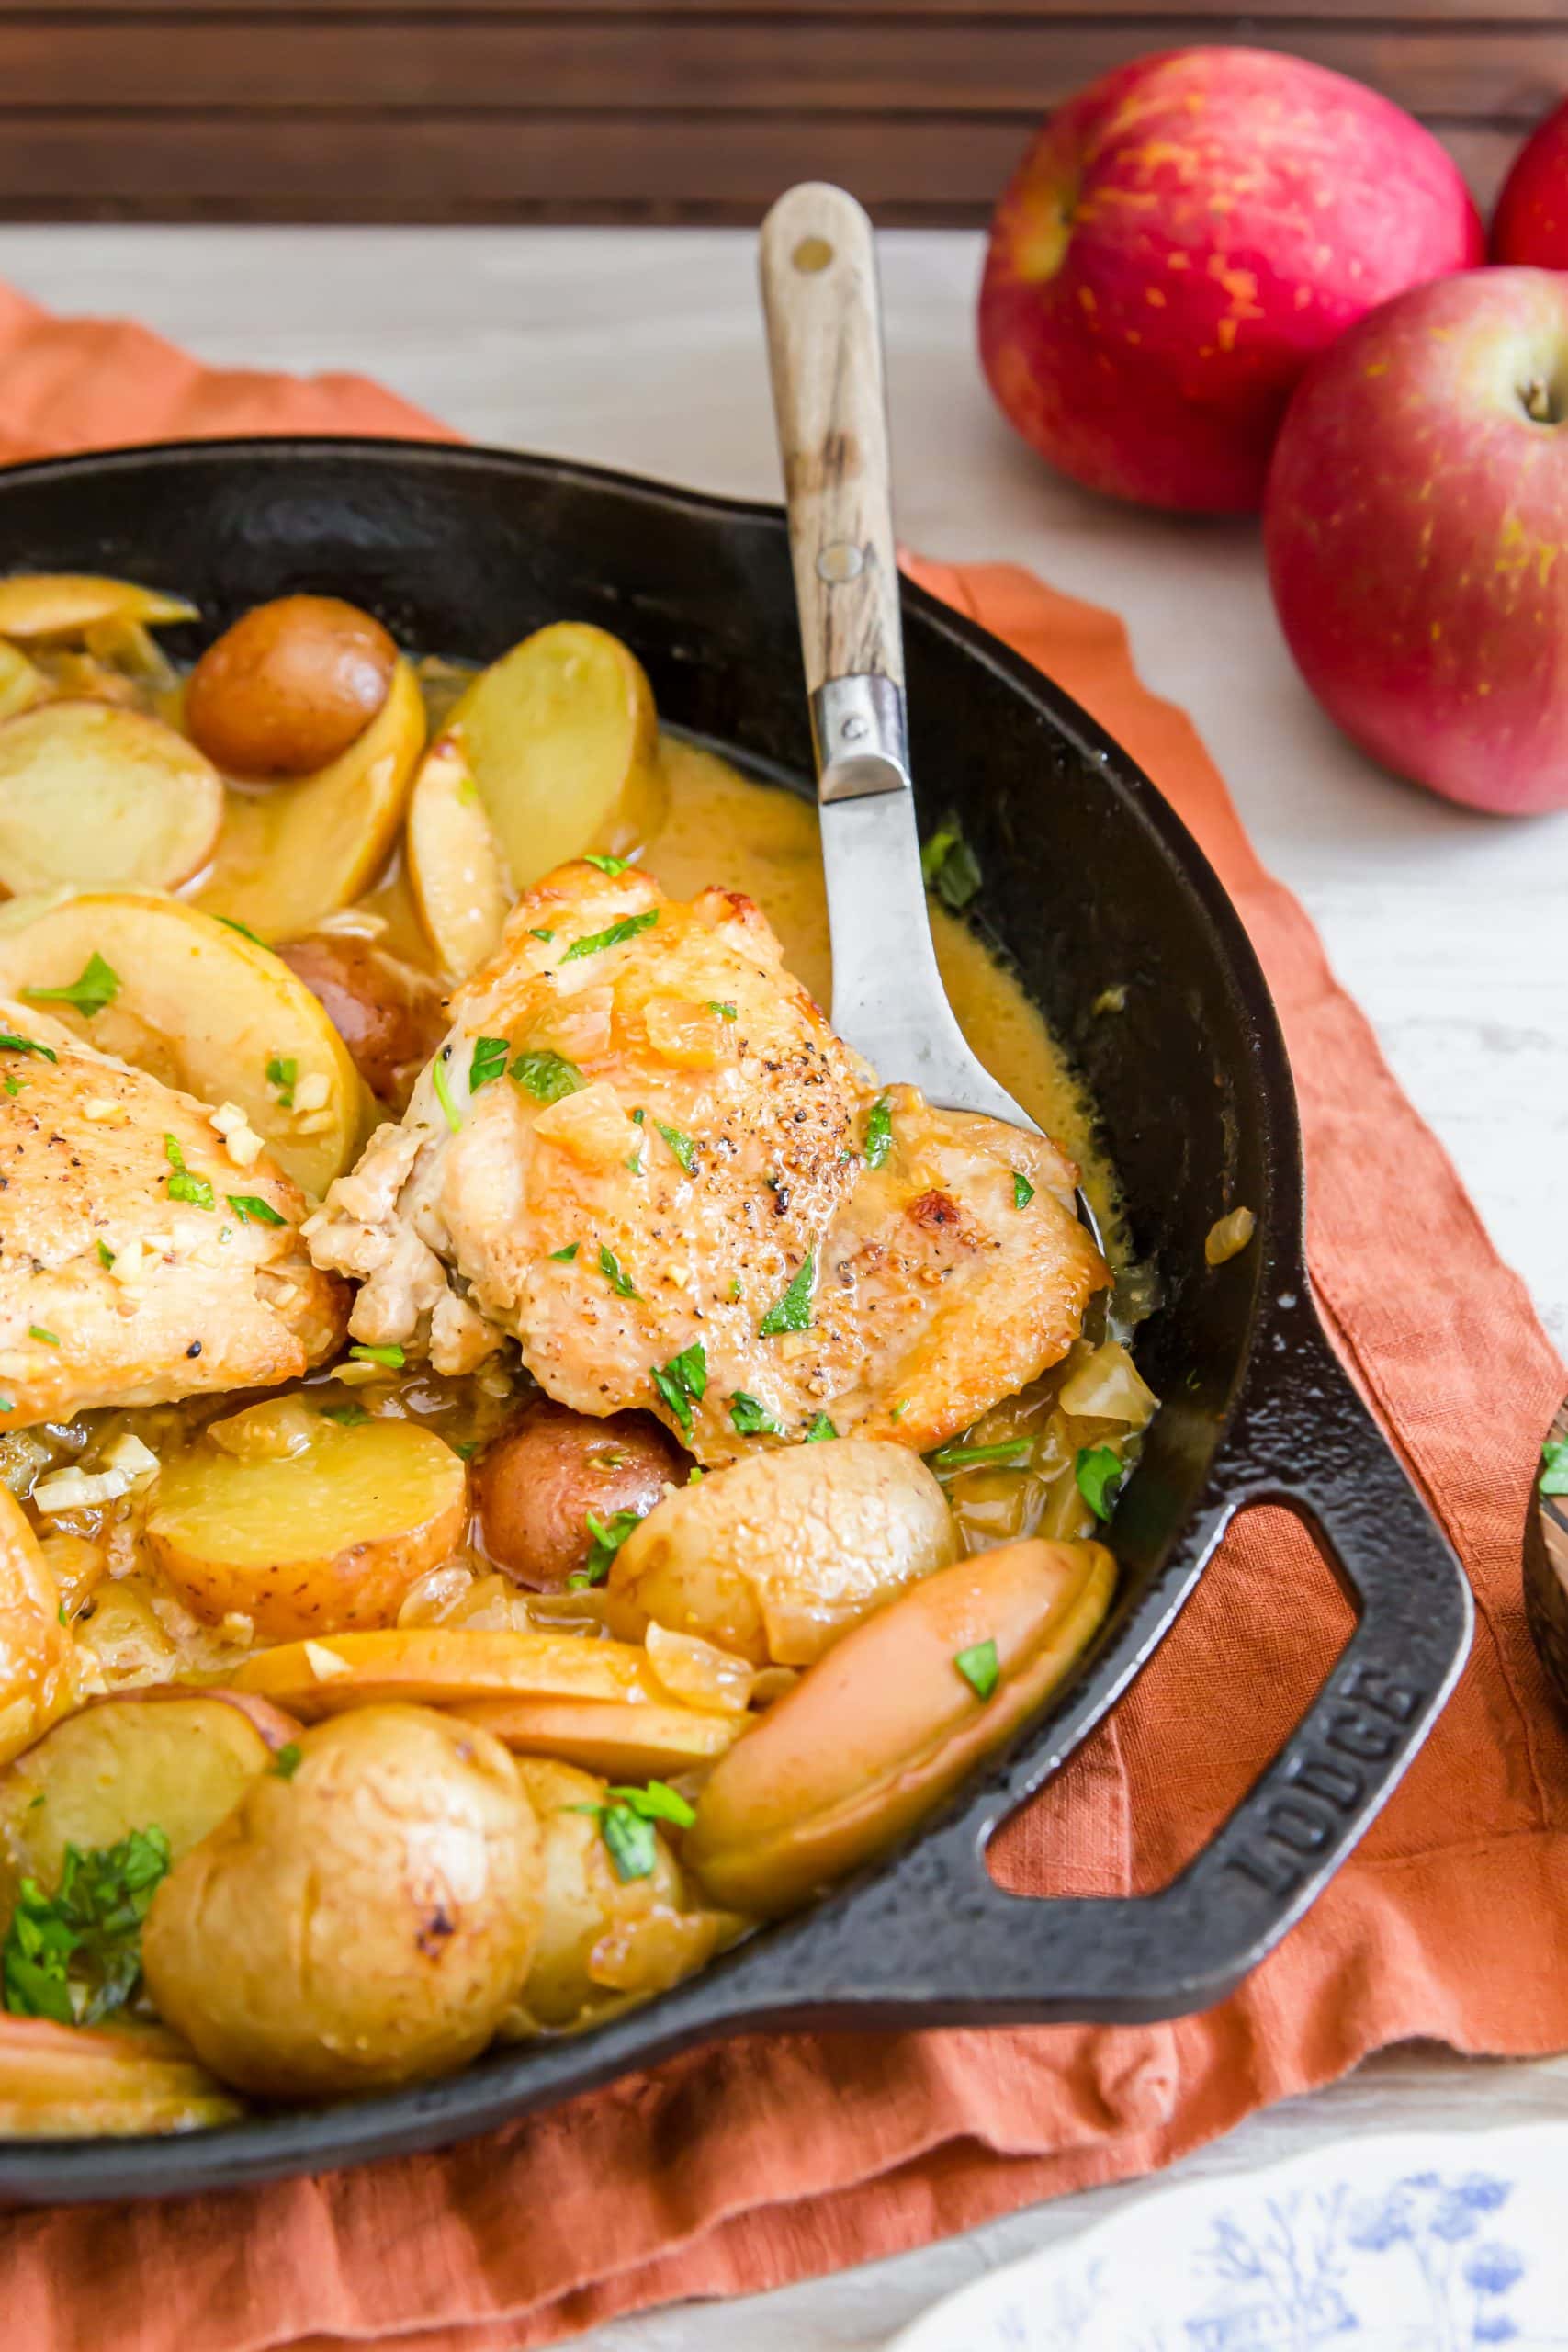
[1057,1341,1159,1430]
[1205,1206,1256,1266]
[645,1622,754,1716]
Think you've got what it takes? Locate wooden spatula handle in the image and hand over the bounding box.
[759,181,904,697]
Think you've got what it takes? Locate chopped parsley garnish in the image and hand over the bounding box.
[529,927,555,944]
[582,853,631,876]
[469,1035,510,1092]
[548,1242,579,1262]
[630,1107,645,1125]
[2,1077,21,1097]
[863,1094,894,1169]
[318,1402,370,1428]
[0,1028,56,1063]
[28,1326,59,1347]
[929,1438,1033,1476]
[0,1399,13,1415]
[570,1506,646,1590]
[707,1001,738,1021]
[729,1392,783,1437]
[96,1239,114,1269]
[349,1341,405,1370]
[1541,1439,1568,1498]
[655,1119,697,1174]
[1012,1171,1035,1210]
[598,1244,637,1298]
[452,1440,479,1460]
[24,952,120,1020]
[265,1055,298,1110]
[216,916,267,947]
[431,1050,462,1133]
[652,1340,706,1434]
[2,1826,171,2025]
[164,1133,214,1210]
[803,1412,838,1442]
[561,910,658,964]
[759,1251,815,1337]
[511,1048,584,1103]
[226,1193,286,1227]
[953,1640,1000,1702]
[572,1781,696,1883]
[919,820,982,910]
[1075,1444,1123,1521]
[269,1743,303,1781]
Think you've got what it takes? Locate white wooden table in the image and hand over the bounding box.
[1,224,1562,2349]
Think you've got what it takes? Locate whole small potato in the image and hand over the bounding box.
[186,594,397,778]
[509,1758,687,2030]
[604,1439,955,1667]
[277,932,447,1107]
[476,1401,685,1590]
[141,1705,540,2099]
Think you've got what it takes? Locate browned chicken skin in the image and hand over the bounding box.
[305,863,1108,1464]
[0,1005,347,1429]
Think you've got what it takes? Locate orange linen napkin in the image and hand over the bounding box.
[1,291,1564,2352]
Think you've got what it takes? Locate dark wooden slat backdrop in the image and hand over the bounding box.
[0,4,1551,224]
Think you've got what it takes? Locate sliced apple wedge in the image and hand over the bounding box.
[452,1695,743,1779]
[0,892,369,1193]
[0,701,223,895]
[0,573,197,640]
[406,729,515,980]
[229,1623,676,1717]
[0,2017,243,2135]
[446,622,665,893]
[197,654,425,940]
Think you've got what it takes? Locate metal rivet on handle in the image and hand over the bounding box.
[792,236,834,274]
[817,541,864,584]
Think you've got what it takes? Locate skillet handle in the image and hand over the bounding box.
[753,1308,1474,2026]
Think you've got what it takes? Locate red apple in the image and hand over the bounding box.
[979,46,1483,514]
[1264,267,1568,816]
[1494,97,1568,270]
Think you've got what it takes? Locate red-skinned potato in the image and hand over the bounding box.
[475,1401,686,1590]
[276,932,447,1107]
[186,594,397,778]
[684,1536,1116,1916]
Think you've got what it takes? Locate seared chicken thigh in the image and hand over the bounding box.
[0,1004,346,1428]
[306,864,1107,1463]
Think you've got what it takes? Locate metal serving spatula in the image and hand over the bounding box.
[759,182,1100,1245]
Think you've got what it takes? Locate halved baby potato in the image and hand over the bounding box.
[406,729,514,981]
[0,1688,299,1918]
[0,892,368,1194]
[0,574,197,641]
[0,701,223,896]
[0,2017,243,2137]
[684,1537,1117,1916]
[146,1417,469,1640]
[185,594,397,779]
[229,1622,677,1717]
[453,1694,743,1780]
[197,654,425,940]
[446,622,665,895]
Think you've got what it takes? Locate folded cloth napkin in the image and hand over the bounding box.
[0,298,1563,2352]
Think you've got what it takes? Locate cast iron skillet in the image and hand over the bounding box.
[0,438,1471,2204]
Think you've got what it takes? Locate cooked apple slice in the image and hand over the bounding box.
[197,654,425,939]
[0,574,197,640]
[147,1417,469,1640]
[0,891,369,1194]
[0,2016,243,2135]
[447,622,665,893]
[0,701,223,895]
[0,1487,75,1772]
[406,729,515,980]
[229,1623,676,1717]
[0,640,45,721]
[0,1689,299,1919]
[452,1695,742,1779]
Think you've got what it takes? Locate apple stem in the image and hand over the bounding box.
[1522,377,1560,424]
